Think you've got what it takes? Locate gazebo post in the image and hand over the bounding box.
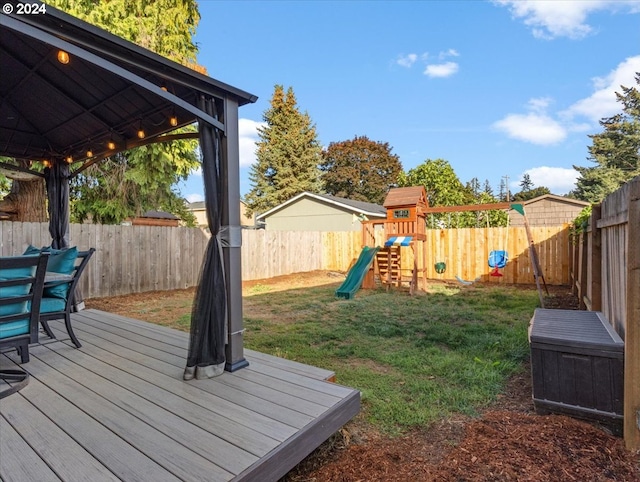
[221,97,248,372]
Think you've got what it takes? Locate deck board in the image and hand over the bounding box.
[0,309,360,482]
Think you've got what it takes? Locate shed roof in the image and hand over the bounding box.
[522,194,590,207]
[255,192,386,220]
[383,186,427,208]
[140,210,179,220]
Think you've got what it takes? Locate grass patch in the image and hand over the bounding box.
[244,282,537,434]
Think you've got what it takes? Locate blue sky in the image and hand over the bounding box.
[179,0,640,203]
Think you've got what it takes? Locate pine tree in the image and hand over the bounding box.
[483,179,494,196]
[245,85,322,215]
[466,177,481,197]
[572,74,640,203]
[520,173,534,192]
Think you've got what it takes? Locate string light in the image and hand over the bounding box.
[169,114,178,127]
[107,139,116,150]
[57,50,70,64]
[43,160,52,168]
[86,148,93,157]
[137,120,145,139]
[65,155,73,164]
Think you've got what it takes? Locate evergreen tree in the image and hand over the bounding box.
[320,136,402,205]
[245,85,322,215]
[466,177,481,197]
[498,177,512,202]
[572,73,640,203]
[512,186,551,202]
[519,173,534,192]
[482,179,494,196]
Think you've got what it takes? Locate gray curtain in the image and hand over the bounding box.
[184,96,227,380]
[44,161,70,249]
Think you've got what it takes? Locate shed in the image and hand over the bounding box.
[256,192,386,231]
[510,195,590,227]
[128,210,179,227]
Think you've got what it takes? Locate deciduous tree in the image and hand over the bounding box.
[245,85,322,215]
[320,136,402,205]
[398,158,474,227]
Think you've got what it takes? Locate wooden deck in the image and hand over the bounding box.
[0,310,360,482]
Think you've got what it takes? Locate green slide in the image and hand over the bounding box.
[335,246,380,299]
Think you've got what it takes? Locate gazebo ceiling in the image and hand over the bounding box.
[0,2,257,169]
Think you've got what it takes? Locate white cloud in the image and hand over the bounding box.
[397,53,418,68]
[495,56,639,146]
[424,61,459,78]
[439,49,459,60]
[238,118,264,167]
[519,166,579,194]
[493,112,567,145]
[186,193,204,203]
[494,0,640,39]
[562,55,640,122]
[527,97,553,113]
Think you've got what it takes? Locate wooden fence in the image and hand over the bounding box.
[2,221,572,299]
[0,222,209,299]
[570,175,640,449]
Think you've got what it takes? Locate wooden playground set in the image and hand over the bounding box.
[335,186,548,304]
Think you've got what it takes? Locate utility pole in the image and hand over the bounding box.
[503,175,510,202]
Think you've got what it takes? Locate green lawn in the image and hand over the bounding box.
[243,282,538,434]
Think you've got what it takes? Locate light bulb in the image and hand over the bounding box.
[57,50,70,64]
[169,115,178,127]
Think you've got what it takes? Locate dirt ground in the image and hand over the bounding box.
[86,272,640,482]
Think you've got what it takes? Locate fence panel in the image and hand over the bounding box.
[1,221,573,297]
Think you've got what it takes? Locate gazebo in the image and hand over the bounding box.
[1,5,360,480]
[0,2,256,376]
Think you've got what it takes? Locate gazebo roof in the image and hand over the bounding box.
[0,1,257,170]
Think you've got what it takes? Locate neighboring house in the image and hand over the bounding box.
[188,201,254,228]
[126,210,180,227]
[255,192,386,231]
[510,194,590,227]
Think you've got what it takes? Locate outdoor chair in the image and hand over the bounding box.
[39,248,95,348]
[0,252,49,364]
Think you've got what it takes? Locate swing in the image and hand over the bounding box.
[432,219,447,274]
[488,211,510,277]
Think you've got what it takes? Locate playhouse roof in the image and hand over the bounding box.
[383,186,428,208]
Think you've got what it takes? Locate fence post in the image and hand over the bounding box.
[589,205,602,312]
[625,178,640,450]
[579,230,589,310]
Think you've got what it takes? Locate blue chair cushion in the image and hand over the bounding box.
[41,246,78,300]
[0,318,29,339]
[0,257,37,316]
[24,245,78,274]
[39,297,67,313]
[23,245,42,256]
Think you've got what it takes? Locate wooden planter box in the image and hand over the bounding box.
[529,308,624,434]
